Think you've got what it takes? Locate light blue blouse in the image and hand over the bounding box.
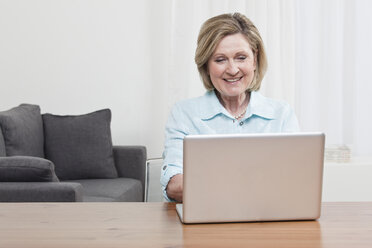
[161,90,300,201]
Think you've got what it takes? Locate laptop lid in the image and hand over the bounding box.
[179,132,325,224]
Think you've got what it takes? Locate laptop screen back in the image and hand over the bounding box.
[181,132,325,223]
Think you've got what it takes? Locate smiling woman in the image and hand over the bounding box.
[161,13,300,203]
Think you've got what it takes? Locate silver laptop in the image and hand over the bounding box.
[176,132,325,224]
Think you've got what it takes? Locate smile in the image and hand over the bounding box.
[224,76,243,83]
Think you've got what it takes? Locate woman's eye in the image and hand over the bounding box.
[237,56,246,61]
[215,58,226,63]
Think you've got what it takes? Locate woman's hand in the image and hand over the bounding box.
[166,174,183,202]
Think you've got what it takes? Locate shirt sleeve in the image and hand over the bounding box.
[281,105,300,132]
[161,103,189,201]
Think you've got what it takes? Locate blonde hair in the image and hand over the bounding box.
[195,13,267,91]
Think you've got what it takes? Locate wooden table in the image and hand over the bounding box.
[0,202,371,248]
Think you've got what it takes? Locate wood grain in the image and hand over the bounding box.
[0,202,371,248]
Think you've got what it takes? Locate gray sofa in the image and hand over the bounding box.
[0,104,146,202]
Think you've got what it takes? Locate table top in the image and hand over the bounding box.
[0,202,371,248]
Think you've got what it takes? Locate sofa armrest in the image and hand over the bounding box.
[0,156,59,182]
[0,182,83,202]
[113,146,146,194]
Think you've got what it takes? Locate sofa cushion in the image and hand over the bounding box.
[0,104,44,157]
[0,156,59,182]
[0,129,6,157]
[42,109,118,180]
[0,182,82,202]
[66,178,143,202]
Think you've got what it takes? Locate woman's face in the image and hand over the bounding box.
[207,33,256,99]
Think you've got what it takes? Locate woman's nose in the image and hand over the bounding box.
[226,61,239,75]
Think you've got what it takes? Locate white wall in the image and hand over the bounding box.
[0,0,173,158]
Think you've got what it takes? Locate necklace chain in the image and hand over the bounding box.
[234,109,246,120]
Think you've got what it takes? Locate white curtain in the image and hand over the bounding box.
[151,0,372,157]
[295,0,372,157]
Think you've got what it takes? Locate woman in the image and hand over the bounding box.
[161,13,299,202]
